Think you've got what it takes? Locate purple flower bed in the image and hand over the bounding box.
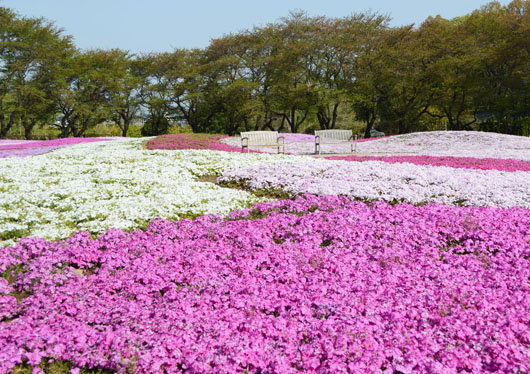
[326,154,530,172]
[1,195,529,373]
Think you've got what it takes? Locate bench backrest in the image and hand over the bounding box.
[241,131,279,144]
[315,129,352,141]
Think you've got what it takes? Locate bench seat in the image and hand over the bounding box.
[241,131,285,154]
[315,129,357,154]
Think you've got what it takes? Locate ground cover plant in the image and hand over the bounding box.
[145,134,244,153]
[325,155,530,172]
[220,131,530,159]
[1,131,530,373]
[1,195,529,373]
[219,160,530,208]
[0,139,306,248]
[353,131,530,161]
[0,138,116,159]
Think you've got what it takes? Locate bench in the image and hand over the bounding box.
[315,129,357,154]
[241,131,285,154]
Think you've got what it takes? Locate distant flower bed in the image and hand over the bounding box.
[0,138,116,158]
[326,154,530,172]
[146,133,246,152]
[356,131,530,161]
[1,195,528,373]
[0,137,115,150]
[220,133,385,154]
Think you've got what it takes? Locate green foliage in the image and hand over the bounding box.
[141,115,169,136]
[167,125,194,134]
[1,1,530,138]
[519,117,530,137]
[12,359,115,374]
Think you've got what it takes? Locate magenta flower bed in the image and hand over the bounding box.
[1,195,529,373]
[146,134,249,152]
[326,154,530,172]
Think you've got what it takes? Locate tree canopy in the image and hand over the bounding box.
[1,1,529,139]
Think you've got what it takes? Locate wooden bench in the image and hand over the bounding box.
[241,131,285,154]
[315,129,357,154]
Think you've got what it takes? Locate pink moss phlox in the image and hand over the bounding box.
[1,195,529,373]
[146,133,263,153]
[0,138,115,151]
[326,154,530,172]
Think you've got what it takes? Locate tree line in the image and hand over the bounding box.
[1,0,529,139]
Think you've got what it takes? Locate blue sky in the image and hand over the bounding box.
[1,0,511,54]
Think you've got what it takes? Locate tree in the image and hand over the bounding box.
[264,12,322,133]
[364,26,436,134]
[164,49,220,133]
[472,0,530,133]
[106,50,141,137]
[419,16,481,130]
[52,50,120,137]
[204,33,264,135]
[0,7,74,139]
[135,53,174,136]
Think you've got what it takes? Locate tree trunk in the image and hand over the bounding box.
[0,112,17,139]
[23,119,37,140]
[120,113,130,137]
[363,111,377,139]
[317,103,339,130]
[73,117,91,137]
[285,107,309,133]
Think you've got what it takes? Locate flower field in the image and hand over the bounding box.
[0,138,115,159]
[145,134,244,153]
[1,131,529,373]
[0,138,301,248]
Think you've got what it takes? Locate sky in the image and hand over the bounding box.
[0,0,512,54]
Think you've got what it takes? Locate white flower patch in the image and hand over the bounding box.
[221,131,530,160]
[219,159,530,208]
[356,131,530,160]
[0,139,311,247]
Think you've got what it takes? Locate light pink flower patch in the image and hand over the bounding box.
[0,138,117,158]
[0,137,116,150]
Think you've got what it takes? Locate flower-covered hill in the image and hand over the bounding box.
[218,131,530,208]
[354,131,530,161]
[220,131,530,159]
[1,195,529,373]
[0,139,308,248]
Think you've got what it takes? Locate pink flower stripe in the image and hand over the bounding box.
[1,195,529,373]
[146,134,257,153]
[326,154,530,172]
[0,137,115,150]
